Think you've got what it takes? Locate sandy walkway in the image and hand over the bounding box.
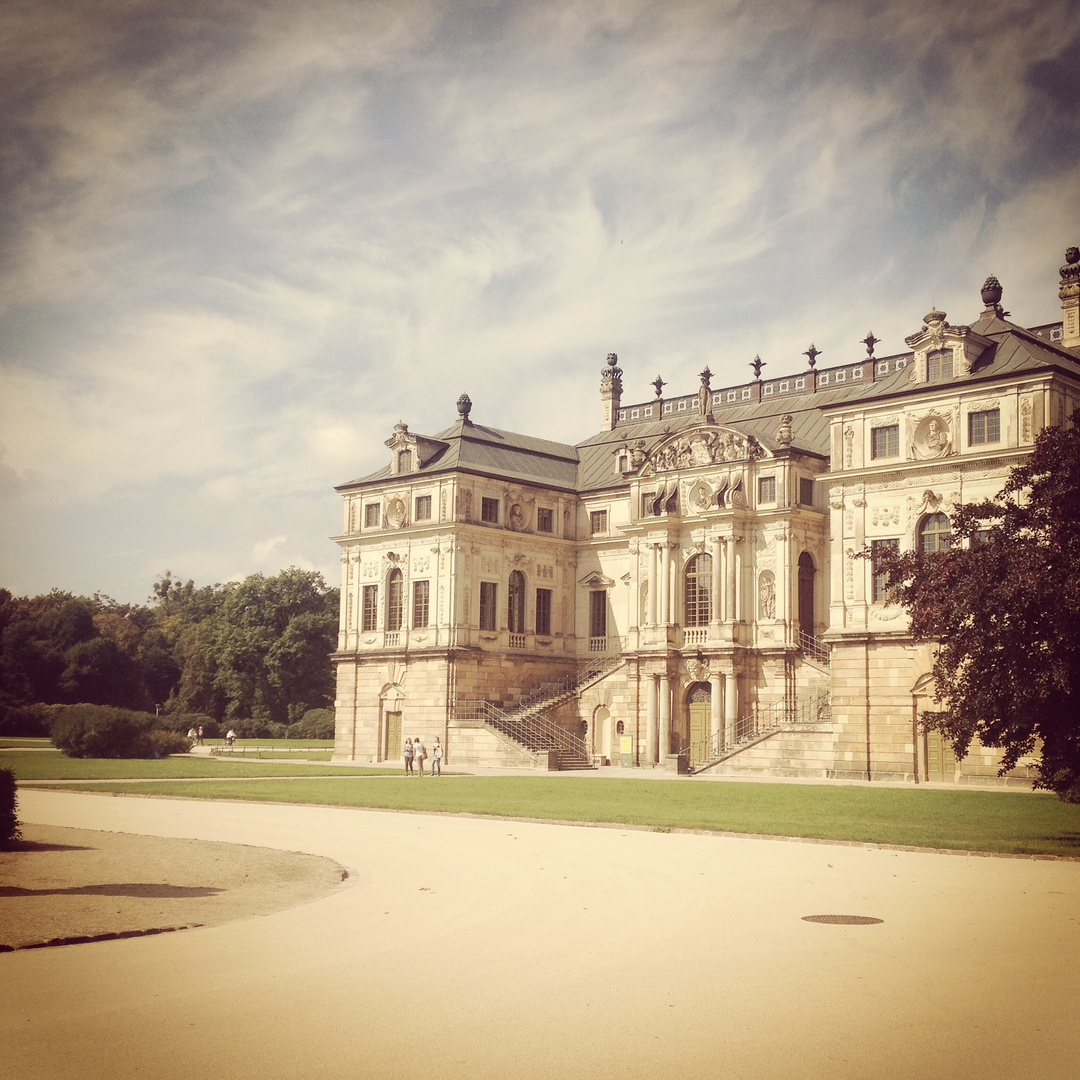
[4,788,1079,1080]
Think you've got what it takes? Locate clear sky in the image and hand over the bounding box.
[1,0,1078,606]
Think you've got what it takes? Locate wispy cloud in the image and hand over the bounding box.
[1,0,1077,601]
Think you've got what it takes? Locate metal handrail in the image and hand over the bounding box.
[684,691,831,770]
[796,630,831,666]
[453,697,590,764]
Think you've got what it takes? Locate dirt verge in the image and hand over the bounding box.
[0,823,346,950]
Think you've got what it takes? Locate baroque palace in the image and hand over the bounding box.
[332,248,1080,784]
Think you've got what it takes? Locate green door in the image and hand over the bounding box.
[385,710,402,762]
[689,702,710,763]
[924,728,956,782]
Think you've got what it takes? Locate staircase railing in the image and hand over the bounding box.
[684,691,832,771]
[512,647,626,718]
[451,645,627,768]
[452,697,591,766]
[796,631,831,667]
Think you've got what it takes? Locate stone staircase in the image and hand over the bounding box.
[699,722,836,778]
[453,651,626,770]
[687,691,833,778]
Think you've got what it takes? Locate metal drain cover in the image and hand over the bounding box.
[802,914,883,925]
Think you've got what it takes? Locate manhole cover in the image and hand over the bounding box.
[802,915,883,925]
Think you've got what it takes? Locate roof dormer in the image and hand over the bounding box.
[903,300,994,384]
[384,421,448,476]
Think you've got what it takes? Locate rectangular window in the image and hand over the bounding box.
[871,539,899,602]
[969,409,1000,445]
[479,582,497,630]
[758,476,776,502]
[927,349,953,380]
[414,494,432,521]
[589,590,607,639]
[387,575,403,632]
[535,588,552,636]
[481,497,500,523]
[641,492,657,517]
[411,580,429,628]
[590,509,608,535]
[537,507,554,533]
[799,478,814,506]
[872,425,900,458]
[362,585,378,631]
[364,502,380,528]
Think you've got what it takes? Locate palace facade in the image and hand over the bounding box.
[331,249,1080,784]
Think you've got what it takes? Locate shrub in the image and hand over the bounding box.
[50,704,158,758]
[1,767,20,847]
[0,702,51,737]
[295,708,335,739]
[148,729,193,757]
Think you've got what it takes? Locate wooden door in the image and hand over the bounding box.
[385,710,402,762]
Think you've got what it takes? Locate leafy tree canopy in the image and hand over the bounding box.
[876,410,1080,801]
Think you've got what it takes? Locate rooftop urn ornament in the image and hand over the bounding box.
[601,351,623,392]
[980,275,1008,318]
[456,392,473,423]
[750,354,765,380]
[776,413,794,445]
[861,332,880,359]
[803,343,821,369]
[652,374,666,398]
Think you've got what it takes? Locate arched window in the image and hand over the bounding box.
[684,553,712,627]
[507,570,525,634]
[386,569,403,631]
[919,513,952,553]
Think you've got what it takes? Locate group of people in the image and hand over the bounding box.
[403,737,442,776]
[186,725,205,745]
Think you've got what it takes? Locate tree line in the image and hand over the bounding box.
[0,568,339,739]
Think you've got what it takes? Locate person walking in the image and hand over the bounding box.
[403,738,414,776]
[414,738,426,777]
[431,737,443,776]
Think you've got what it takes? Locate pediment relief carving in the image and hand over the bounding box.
[641,425,764,475]
[579,571,615,589]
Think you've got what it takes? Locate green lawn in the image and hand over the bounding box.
[0,737,51,749]
[0,748,392,780]
[21,772,1080,857]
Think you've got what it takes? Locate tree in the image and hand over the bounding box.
[210,569,338,726]
[876,410,1080,801]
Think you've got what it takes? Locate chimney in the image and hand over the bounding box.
[600,353,623,430]
[1060,246,1080,349]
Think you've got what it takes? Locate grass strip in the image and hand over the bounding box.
[0,749,392,781]
[27,775,1080,857]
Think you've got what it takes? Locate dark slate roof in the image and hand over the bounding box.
[339,312,1079,496]
[338,420,580,491]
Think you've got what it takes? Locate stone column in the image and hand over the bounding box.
[646,673,657,765]
[710,673,722,748]
[712,537,724,625]
[724,671,737,746]
[659,672,671,759]
[656,544,665,622]
[648,543,658,626]
[733,537,743,623]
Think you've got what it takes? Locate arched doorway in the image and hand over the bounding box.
[912,672,956,783]
[798,552,815,634]
[595,706,612,763]
[686,682,711,763]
